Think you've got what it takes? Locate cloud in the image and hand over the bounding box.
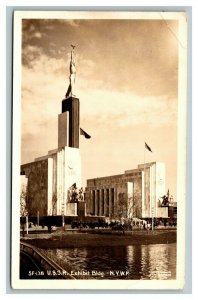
[22,18,178,98]
[33,31,42,39]
[21,53,65,140]
[22,44,68,71]
[79,88,177,128]
[78,58,96,77]
[22,50,177,147]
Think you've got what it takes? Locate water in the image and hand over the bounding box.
[45,243,176,280]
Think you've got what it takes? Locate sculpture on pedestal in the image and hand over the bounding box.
[65,44,77,98]
[68,183,84,203]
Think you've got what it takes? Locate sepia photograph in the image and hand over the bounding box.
[12,11,187,290]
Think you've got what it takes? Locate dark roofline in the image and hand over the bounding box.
[21,158,48,169]
[87,173,124,182]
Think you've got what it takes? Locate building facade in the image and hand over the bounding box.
[21,97,82,217]
[86,162,167,220]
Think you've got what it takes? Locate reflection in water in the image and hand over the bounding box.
[138,244,176,279]
[46,243,176,280]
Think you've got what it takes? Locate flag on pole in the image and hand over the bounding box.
[80,128,91,139]
[145,142,152,152]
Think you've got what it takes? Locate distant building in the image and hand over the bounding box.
[86,162,168,219]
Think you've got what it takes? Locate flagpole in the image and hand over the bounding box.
[152,147,154,231]
[145,141,154,231]
[150,147,154,232]
[144,142,146,222]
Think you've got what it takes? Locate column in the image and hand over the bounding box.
[109,188,114,218]
[104,189,107,216]
[109,189,112,218]
[114,188,117,218]
[105,189,109,217]
[90,190,93,215]
[99,189,102,216]
[94,190,98,216]
[92,190,95,215]
[101,189,105,215]
[97,190,100,215]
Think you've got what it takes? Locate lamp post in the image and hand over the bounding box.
[151,207,154,231]
[26,214,28,235]
[37,210,39,227]
[62,214,65,228]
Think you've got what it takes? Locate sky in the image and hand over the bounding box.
[21,17,179,198]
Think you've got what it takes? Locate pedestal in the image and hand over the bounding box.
[56,146,81,216]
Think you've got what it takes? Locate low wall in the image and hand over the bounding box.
[20,241,76,279]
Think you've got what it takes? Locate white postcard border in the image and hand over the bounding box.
[11,10,187,290]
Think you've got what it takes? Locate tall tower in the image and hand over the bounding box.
[56,46,82,216]
[58,97,80,149]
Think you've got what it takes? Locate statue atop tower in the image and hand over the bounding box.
[65,44,77,98]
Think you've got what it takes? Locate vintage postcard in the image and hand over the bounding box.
[12,11,187,290]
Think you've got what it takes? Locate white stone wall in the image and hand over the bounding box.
[47,158,53,215]
[157,207,168,218]
[141,170,145,218]
[127,182,133,219]
[56,146,81,216]
[150,164,156,218]
[139,162,166,218]
[21,175,28,194]
[155,162,166,217]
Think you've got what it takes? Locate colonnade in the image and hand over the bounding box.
[90,188,116,217]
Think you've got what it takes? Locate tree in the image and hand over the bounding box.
[20,189,28,217]
[52,193,57,215]
[20,187,28,237]
[116,191,140,232]
[117,192,128,220]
